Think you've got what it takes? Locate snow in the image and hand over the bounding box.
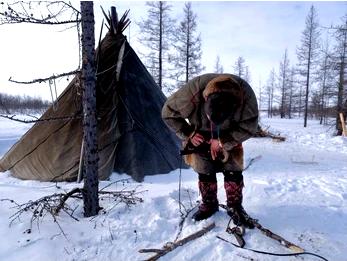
[0,116,347,261]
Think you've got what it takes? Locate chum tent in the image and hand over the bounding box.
[0,9,184,182]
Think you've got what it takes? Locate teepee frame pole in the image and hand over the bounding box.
[77,139,84,183]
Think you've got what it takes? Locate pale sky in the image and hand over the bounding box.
[0,1,346,101]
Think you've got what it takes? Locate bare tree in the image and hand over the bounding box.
[173,2,204,86]
[265,68,276,118]
[279,49,290,118]
[80,1,99,217]
[257,79,266,114]
[214,55,224,73]
[1,1,100,217]
[0,1,81,80]
[137,1,175,90]
[296,5,321,127]
[287,67,297,119]
[233,57,246,78]
[245,66,252,84]
[316,37,335,124]
[0,93,49,114]
[332,15,347,135]
[0,1,80,25]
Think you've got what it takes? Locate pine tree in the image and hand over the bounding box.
[296,5,321,127]
[138,1,175,90]
[173,2,204,86]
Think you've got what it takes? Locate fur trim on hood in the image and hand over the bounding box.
[203,75,242,100]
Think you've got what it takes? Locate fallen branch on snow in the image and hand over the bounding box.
[1,182,144,237]
[254,125,286,142]
[174,204,198,242]
[139,222,215,261]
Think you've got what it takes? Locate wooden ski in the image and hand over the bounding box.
[219,204,304,253]
[139,222,215,261]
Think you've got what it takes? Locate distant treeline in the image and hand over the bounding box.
[0,93,50,114]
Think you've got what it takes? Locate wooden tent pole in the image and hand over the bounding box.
[77,139,84,183]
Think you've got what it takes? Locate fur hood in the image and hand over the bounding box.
[202,75,243,101]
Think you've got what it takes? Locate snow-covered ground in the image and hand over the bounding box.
[0,116,346,261]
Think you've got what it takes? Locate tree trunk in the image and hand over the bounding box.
[320,60,328,125]
[80,1,99,217]
[304,45,312,127]
[336,27,346,133]
[185,12,190,83]
[158,1,163,90]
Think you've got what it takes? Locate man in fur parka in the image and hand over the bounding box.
[162,74,258,226]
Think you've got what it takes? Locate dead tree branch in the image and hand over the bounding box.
[0,1,80,25]
[0,114,82,123]
[254,125,286,142]
[8,70,80,85]
[174,205,198,242]
[1,184,144,236]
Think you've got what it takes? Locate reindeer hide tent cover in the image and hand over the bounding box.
[0,10,183,182]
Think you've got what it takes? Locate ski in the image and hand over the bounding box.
[219,204,304,253]
[139,222,215,261]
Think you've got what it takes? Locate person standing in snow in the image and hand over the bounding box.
[162,74,259,227]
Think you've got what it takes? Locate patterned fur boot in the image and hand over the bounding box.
[224,180,255,229]
[192,181,219,221]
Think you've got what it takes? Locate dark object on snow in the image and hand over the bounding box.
[0,9,183,182]
[254,125,286,142]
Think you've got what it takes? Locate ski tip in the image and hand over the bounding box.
[289,245,305,253]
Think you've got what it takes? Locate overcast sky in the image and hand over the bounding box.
[0,1,346,101]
